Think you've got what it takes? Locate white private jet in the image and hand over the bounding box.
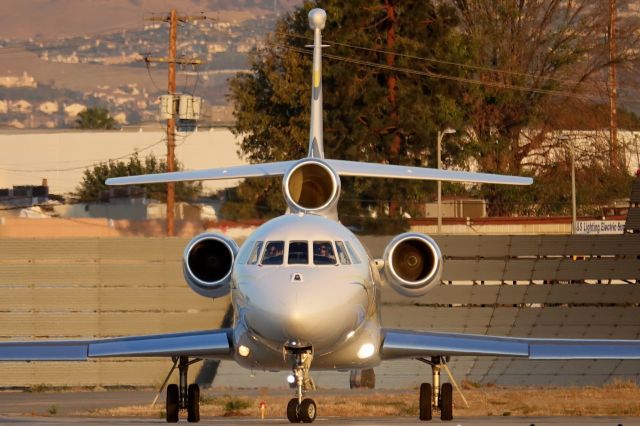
[2,8,640,424]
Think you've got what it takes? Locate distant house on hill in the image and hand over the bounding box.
[38,101,59,115]
[10,100,32,114]
[64,103,86,118]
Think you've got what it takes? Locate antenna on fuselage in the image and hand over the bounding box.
[307,8,326,159]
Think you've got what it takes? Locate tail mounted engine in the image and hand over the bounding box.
[183,233,238,298]
[283,159,341,217]
[381,233,443,297]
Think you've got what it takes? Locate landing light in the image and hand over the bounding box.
[238,345,251,357]
[357,343,375,359]
[287,374,295,384]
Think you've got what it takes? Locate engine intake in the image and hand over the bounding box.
[183,233,238,298]
[382,233,443,297]
[283,159,340,214]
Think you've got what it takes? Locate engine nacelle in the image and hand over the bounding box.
[283,159,341,217]
[183,233,238,298]
[381,233,443,297]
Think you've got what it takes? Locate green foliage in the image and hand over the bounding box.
[453,1,635,214]
[75,106,117,129]
[75,153,202,202]
[29,383,53,393]
[224,397,252,414]
[227,1,635,219]
[228,0,467,224]
[47,405,58,415]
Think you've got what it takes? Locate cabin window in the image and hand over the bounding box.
[262,241,285,265]
[236,240,253,264]
[313,241,337,265]
[247,241,263,265]
[345,241,361,264]
[288,241,309,264]
[335,241,351,265]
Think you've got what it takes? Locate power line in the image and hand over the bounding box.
[273,42,619,104]
[277,32,616,91]
[276,31,640,100]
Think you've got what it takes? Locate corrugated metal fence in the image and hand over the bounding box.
[0,235,639,387]
[0,238,229,387]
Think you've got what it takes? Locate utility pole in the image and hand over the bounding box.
[145,9,204,236]
[609,0,619,170]
[436,128,456,234]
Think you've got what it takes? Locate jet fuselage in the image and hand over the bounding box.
[230,214,383,370]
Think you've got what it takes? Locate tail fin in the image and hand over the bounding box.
[307,8,326,159]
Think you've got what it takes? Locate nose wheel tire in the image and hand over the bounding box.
[287,398,317,423]
[299,398,316,423]
[166,384,179,423]
[287,398,301,423]
[419,382,432,421]
[440,382,453,421]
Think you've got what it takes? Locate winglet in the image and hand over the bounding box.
[307,8,326,159]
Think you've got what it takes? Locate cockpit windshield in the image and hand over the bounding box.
[255,239,354,266]
[335,241,351,265]
[288,241,309,264]
[313,241,336,265]
[262,241,284,265]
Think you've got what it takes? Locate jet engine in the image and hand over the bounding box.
[381,233,443,297]
[183,233,238,298]
[283,159,341,215]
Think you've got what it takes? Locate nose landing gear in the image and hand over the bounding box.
[286,346,316,423]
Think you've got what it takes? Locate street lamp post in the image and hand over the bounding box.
[570,137,577,234]
[437,128,456,234]
[560,134,577,234]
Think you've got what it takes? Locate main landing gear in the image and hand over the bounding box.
[417,356,453,421]
[155,356,202,423]
[286,346,317,423]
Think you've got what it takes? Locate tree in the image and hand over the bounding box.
[228,1,639,221]
[76,154,202,202]
[75,107,118,129]
[227,0,467,227]
[451,0,639,215]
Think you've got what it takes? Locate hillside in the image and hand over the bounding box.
[0,0,299,41]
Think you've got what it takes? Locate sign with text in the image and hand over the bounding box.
[575,220,625,235]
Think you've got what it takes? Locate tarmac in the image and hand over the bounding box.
[0,416,638,425]
[0,390,638,426]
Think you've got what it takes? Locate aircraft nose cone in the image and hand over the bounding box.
[245,281,367,349]
[282,283,366,346]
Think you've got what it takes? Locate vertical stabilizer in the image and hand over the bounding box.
[307,8,326,159]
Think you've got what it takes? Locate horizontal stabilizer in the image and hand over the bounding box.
[106,161,296,186]
[382,329,640,360]
[0,329,232,361]
[326,159,533,185]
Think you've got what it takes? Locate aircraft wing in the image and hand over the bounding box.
[0,329,232,361]
[381,329,640,360]
[326,159,533,186]
[105,161,297,186]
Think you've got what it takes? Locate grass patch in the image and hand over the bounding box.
[224,397,252,416]
[82,383,640,419]
[47,405,58,415]
[28,383,53,393]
